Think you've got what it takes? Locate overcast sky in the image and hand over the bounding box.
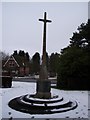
[2,2,88,57]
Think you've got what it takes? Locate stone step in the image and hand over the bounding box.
[23,94,63,104]
[17,95,76,110]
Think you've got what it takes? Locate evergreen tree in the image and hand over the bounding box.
[49,53,60,77]
[32,52,40,74]
[70,19,90,48]
[57,20,90,90]
[25,52,30,61]
[13,50,18,56]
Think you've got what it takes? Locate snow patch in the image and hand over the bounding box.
[0,81,89,119]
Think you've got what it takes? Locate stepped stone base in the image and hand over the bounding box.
[8,94,78,114]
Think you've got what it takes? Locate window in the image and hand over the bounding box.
[9,61,15,67]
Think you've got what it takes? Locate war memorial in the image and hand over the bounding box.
[8,12,77,114]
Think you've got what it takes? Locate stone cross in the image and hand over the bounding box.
[36,12,52,99]
[39,12,52,66]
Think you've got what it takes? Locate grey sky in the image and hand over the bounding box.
[2,2,88,57]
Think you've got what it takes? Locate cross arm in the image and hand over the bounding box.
[39,19,44,22]
[39,19,52,23]
[46,20,52,23]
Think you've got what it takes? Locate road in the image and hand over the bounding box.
[12,77,57,85]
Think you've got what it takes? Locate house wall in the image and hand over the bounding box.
[25,67,29,75]
[19,67,29,76]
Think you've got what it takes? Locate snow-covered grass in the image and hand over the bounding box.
[0,81,89,119]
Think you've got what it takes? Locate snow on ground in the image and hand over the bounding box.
[0,81,89,119]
